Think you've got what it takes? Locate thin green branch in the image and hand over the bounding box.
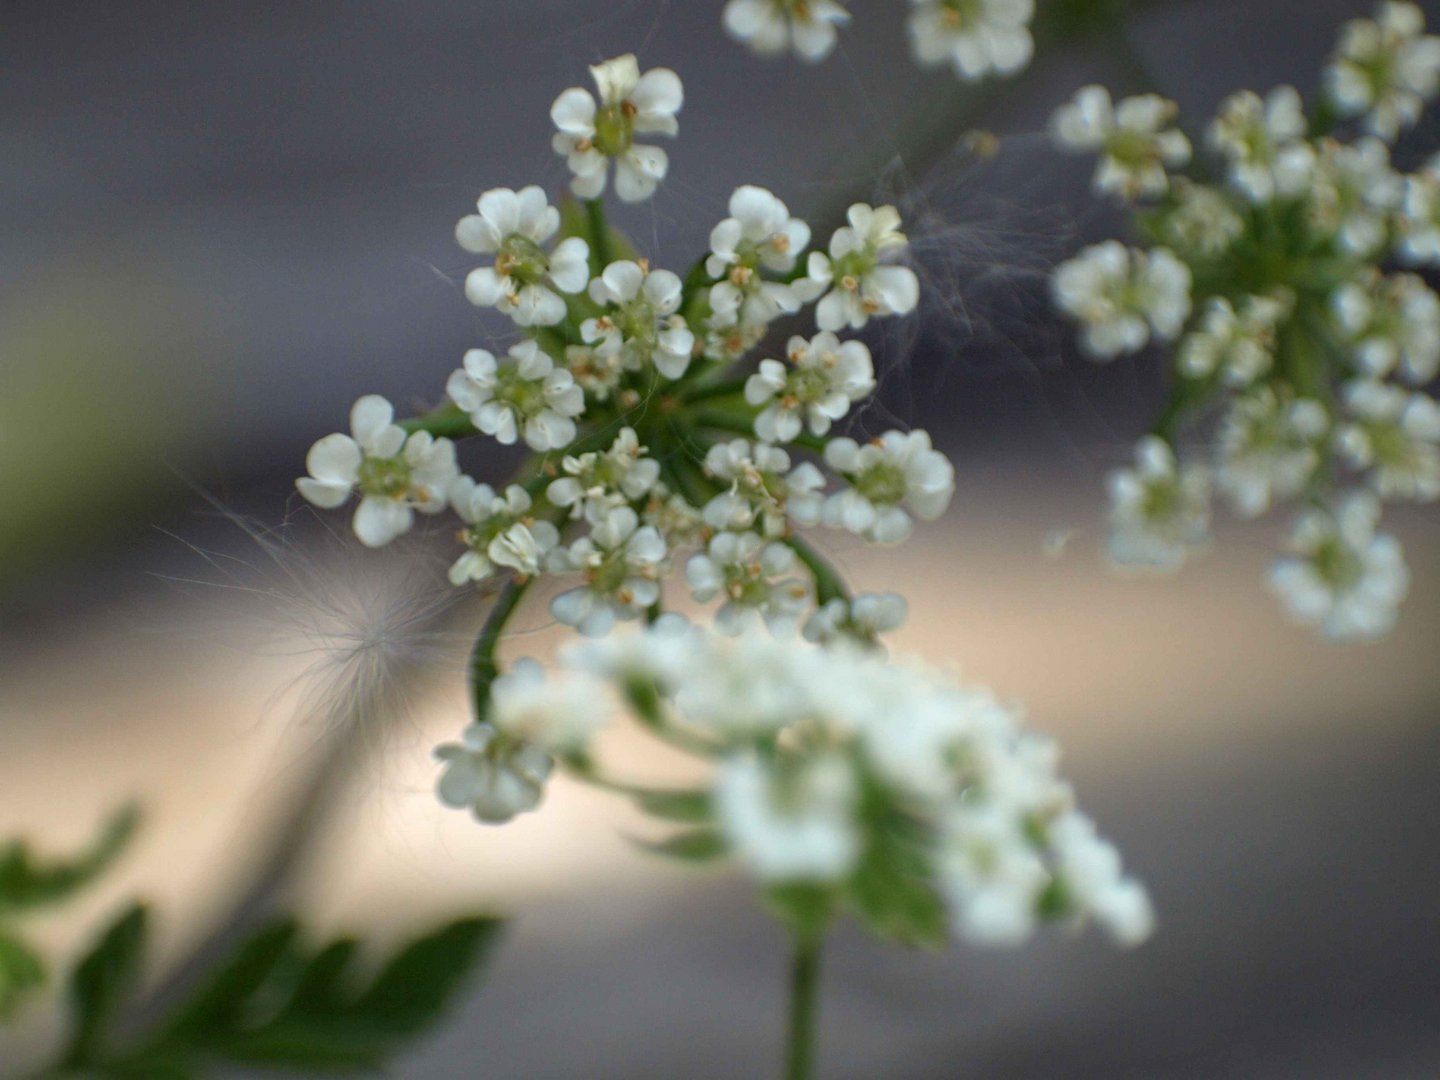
[783,933,825,1080]
[399,405,477,440]
[679,377,750,405]
[785,534,851,607]
[587,198,613,270]
[469,576,532,724]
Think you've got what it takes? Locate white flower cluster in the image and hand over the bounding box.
[1051,85,1192,200]
[1052,3,1440,640]
[290,40,1151,977]
[722,0,1036,82]
[1050,241,1191,360]
[1327,0,1440,140]
[540,621,1157,948]
[723,0,852,63]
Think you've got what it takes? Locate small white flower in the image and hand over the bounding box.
[803,592,908,647]
[745,332,875,443]
[490,658,609,755]
[550,54,682,202]
[1215,389,1328,518]
[448,478,561,586]
[583,260,695,379]
[1157,180,1245,258]
[671,627,829,737]
[1177,292,1291,388]
[562,612,702,699]
[456,186,590,327]
[1308,137,1404,256]
[1207,87,1316,202]
[686,531,811,634]
[702,438,826,536]
[1326,0,1440,141]
[715,753,860,883]
[1050,85,1192,199]
[434,721,553,824]
[798,203,920,333]
[1049,812,1156,948]
[549,506,668,636]
[935,802,1050,946]
[723,0,851,63]
[547,427,662,524]
[707,186,811,329]
[703,322,769,365]
[1106,436,1210,571]
[1336,379,1440,500]
[1051,242,1192,360]
[1270,492,1410,641]
[822,429,955,544]
[297,395,459,548]
[1398,160,1440,265]
[563,342,626,403]
[1331,271,1440,383]
[642,486,709,550]
[446,340,586,451]
[907,0,1035,83]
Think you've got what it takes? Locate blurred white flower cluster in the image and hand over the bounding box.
[1050,1,1440,641]
[722,0,1036,82]
[437,619,1153,949]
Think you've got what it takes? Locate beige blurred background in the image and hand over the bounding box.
[4,0,1440,1076]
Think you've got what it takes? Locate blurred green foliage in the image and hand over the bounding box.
[0,804,139,1017]
[0,269,220,589]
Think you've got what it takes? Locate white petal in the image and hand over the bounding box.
[296,477,352,509]
[352,497,412,547]
[465,267,506,308]
[631,68,684,130]
[615,147,668,203]
[304,433,362,485]
[350,395,395,447]
[550,87,597,135]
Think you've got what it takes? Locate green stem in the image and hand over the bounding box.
[399,404,477,439]
[470,576,532,723]
[680,377,750,405]
[785,534,851,606]
[587,198,613,270]
[783,933,824,1080]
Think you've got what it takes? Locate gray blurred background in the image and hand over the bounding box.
[3,1,1439,1077]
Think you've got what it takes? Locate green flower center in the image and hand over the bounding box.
[357,456,411,499]
[788,364,831,403]
[496,234,550,287]
[1141,479,1177,523]
[613,298,661,359]
[938,0,982,26]
[724,558,771,605]
[1367,421,1413,469]
[495,368,547,418]
[1313,535,1362,590]
[1106,128,1160,167]
[587,547,634,595]
[855,462,908,505]
[831,250,877,291]
[593,101,637,157]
